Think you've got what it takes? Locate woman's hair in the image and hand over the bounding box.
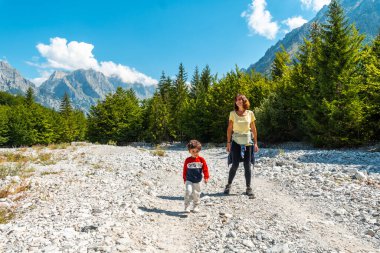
[187,140,202,151]
[234,94,250,111]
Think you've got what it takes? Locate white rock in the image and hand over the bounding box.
[266,243,289,253]
[242,239,254,248]
[354,171,367,181]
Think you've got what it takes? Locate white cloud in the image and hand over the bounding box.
[282,16,308,32]
[34,37,158,86]
[241,0,279,40]
[300,0,331,11]
[31,70,52,86]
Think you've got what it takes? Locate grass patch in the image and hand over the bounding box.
[150,145,166,157]
[19,167,35,178]
[107,140,117,146]
[41,171,61,176]
[92,164,102,169]
[31,144,45,151]
[36,153,56,165]
[0,209,15,224]
[0,163,35,179]
[0,182,30,198]
[71,142,89,146]
[16,147,28,152]
[85,171,96,177]
[0,152,29,163]
[0,165,19,179]
[47,143,71,150]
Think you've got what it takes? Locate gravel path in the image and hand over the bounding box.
[0,143,379,252]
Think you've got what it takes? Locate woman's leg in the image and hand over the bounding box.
[227,141,240,185]
[243,145,252,187]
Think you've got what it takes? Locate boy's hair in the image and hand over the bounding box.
[187,140,202,151]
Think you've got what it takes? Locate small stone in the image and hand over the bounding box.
[365,230,375,237]
[0,202,10,209]
[227,231,237,238]
[242,239,254,248]
[116,237,130,245]
[266,243,289,253]
[354,171,367,181]
[116,244,128,252]
[334,208,347,216]
[225,213,233,219]
[80,225,98,233]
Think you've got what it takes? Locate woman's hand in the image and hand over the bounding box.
[226,142,231,152]
[254,143,259,153]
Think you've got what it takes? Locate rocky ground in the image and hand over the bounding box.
[0,143,379,253]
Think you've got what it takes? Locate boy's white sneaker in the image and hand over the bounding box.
[192,206,200,213]
[185,205,191,213]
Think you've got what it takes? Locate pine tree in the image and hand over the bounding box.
[146,93,172,143]
[183,65,214,142]
[291,23,322,137]
[303,0,365,147]
[88,87,142,144]
[25,87,35,106]
[0,106,9,146]
[158,71,171,101]
[60,92,73,118]
[360,33,380,140]
[200,65,212,95]
[7,105,37,146]
[58,92,75,142]
[171,63,189,141]
[189,66,200,99]
[271,45,290,81]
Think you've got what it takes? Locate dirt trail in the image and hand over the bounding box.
[1,145,379,253]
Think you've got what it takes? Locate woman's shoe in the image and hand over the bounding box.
[246,187,254,197]
[224,184,231,194]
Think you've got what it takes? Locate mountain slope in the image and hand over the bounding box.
[0,61,37,95]
[39,69,156,113]
[38,69,116,112]
[0,61,157,113]
[247,0,380,75]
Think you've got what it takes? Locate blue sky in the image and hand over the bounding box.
[0,0,329,86]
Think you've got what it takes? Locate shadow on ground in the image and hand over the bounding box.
[157,192,235,202]
[138,207,188,218]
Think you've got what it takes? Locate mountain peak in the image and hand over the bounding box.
[0,60,12,70]
[247,0,379,75]
[0,60,36,95]
[49,71,68,81]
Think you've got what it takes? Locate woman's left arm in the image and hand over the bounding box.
[250,121,259,152]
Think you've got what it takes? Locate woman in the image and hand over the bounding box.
[225,94,259,196]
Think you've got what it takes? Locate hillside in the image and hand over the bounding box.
[247,0,380,75]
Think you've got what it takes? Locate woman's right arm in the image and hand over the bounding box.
[226,120,233,152]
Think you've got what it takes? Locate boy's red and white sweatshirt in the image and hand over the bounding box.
[183,156,209,183]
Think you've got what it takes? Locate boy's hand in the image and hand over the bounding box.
[204,178,209,184]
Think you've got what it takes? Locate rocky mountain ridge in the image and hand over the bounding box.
[247,0,380,75]
[0,61,157,113]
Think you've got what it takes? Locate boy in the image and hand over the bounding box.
[183,140,210,213]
